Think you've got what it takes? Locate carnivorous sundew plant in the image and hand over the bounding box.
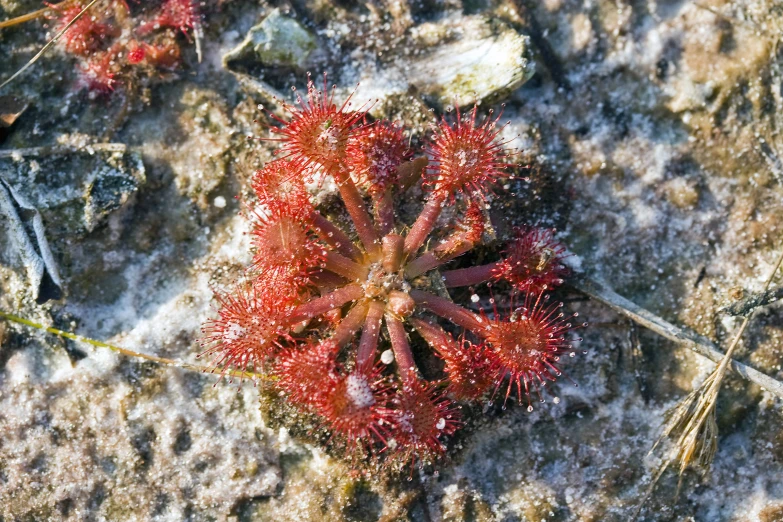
[41,0,202,93]
[200,75,587,471]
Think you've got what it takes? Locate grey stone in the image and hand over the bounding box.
[223,9,317,71]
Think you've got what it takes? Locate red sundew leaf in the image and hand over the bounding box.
[251,160,313,213]
[493,226,570,294]
[199,284,296,380]
[410,318,494,401]
[264,74,369,175]
[477,291,586,408]
[126,41,146,64]
[312,364,398,451]
[274,340,340,406]
[248,202,325,290]
[387,378,461,467]
[423,104,513,203]
[346,121,412,196]
[137,0,201,37]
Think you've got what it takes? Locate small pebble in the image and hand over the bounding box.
[380,349,394,365]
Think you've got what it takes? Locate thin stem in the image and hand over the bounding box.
[409,289,484,331]
[0,310,271,381]
[440,262,500,288]
[324,251,369,281]
[409,317,453,355]
[382,233,405,274]
[385,313,418,384]
[397,157,428,191]
[374,191,395,235]
[331,300,369,347]
[721,284,783,316]
[333,169,382,259]
[357,300,385,371]
[311,211,362,260]
[404,194,446,256]
[405,237,478,279]
[289,283,364,323]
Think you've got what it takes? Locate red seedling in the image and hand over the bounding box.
[78,49,118,93]
[423,104,512,203]
[126,41,181,69]
[126,41,147,64]
[266,74,368,175]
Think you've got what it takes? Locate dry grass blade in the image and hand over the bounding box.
[571,277,783,399]
[0,309,274,383]
[0,5,53,29]
[0,0,100,91]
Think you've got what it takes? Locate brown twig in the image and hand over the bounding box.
[720,284,783,316]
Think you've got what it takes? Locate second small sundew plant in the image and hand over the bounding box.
[200,75,586,471]
[39,0,203,93]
